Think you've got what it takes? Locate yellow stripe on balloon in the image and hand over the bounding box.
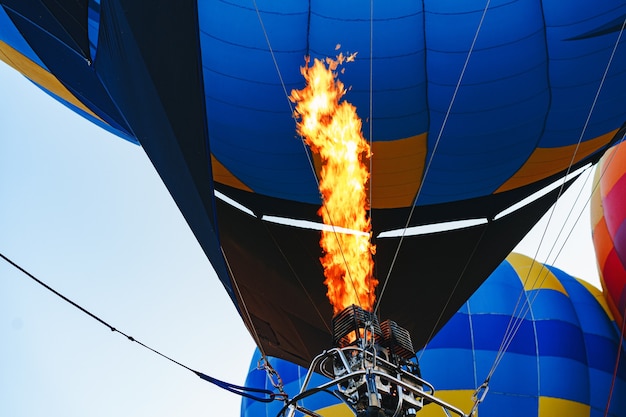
[210,154,253,191]
[539,396,590,416]
[419,390,475,417]
[576,278,615,321]
[314,402,353,417]
[0,41,102,122]
[496,129,619,193]
[370,133,428,209]
[506,253,567,294]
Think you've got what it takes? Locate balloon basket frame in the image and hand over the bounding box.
[279,304,469,417]
[279,346,468,417]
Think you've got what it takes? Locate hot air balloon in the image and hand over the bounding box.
[241,253,626,417]
[592,139,626,327]
[1,1,626,370]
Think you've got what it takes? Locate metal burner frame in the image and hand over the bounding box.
[278,346,469,417]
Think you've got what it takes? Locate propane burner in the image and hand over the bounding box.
[280,305,468,417]
[332,304,382,348]
[380,319,415,360]
[332,305,416,360]
[329,305,422,416]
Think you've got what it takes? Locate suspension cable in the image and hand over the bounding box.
[252,0,372,312]
[604,309,625,417]
[483,16,626,384]
[375,0,492,315]
[368,0,376,313]
[489,135,621,381]
[219,228,323,403]
[417,225,490,362]
[0,251,278,403]
[260,221,332,333]
[220,247,268,356]
[368,0,374,212]
[496,133,626,382]
[486,172,590,380]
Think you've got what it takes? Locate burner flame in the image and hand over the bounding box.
[290,50,377,314]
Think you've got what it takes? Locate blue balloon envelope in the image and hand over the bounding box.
[2,0,626,366]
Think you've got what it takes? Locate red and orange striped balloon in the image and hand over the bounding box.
[591,140,626,328]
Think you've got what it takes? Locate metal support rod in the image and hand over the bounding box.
[318,346,436,396]
[283,359,468,417]
[366,368,381,409]
[283,368,467,417]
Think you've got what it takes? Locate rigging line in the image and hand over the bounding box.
[486,15,626,377]
[251,0,294,117]
[511,14,626,281]
[368,0,374,178]
[487,177,583,375]
[467,301,481,398]
[489,163,609,380]
[368,0,375,304]
[487,168,593,375]
[251,0,315,182]
[0,251,277,403]
[374,0,492,315]
[320,207,370,313]
[219,246,269,355]
[604,309,625,417]
[491,153,622,380]
[250,0,317,187]
[417,223,490,361]
[252,0,367,312]
[219,245,290,401]
[487,269,547,379]
[368,0,374,215]
[489,128,625,373]
[536,12,626,266]
[491,181,574,369]
[3,4,93,64]
[473,149,617,383]
[536,168,595,268]
[487,167,595,380]
[482,273,553,388]
[568,15,626,176]
[260,221,332,333]
[486,18,626,378]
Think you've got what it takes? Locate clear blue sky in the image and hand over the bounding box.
[0,61,257,417]
[0,60,601,417]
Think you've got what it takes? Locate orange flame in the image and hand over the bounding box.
[290,52,377,315]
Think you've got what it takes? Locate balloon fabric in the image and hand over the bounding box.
[2,0,626,365]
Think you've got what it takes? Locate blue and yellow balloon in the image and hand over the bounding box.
[242,253,626,417]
